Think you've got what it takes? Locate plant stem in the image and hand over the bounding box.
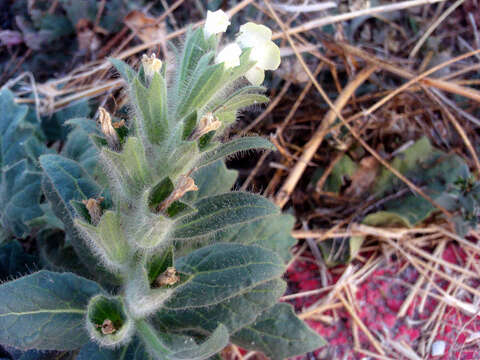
[136,319,170,359]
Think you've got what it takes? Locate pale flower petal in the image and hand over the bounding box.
[215,43,242,69]
[141,53,162,79]
[245,66,265,86]
[204,10,230,38]
[236,22,272,48]
[250,41,281,71]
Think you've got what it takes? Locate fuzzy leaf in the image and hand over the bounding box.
[176,28,214,98]
[177,63,224,118]
[77,338,153,360]
[172,192,279,239]
[169,324,229,360]
[214,213,296,262]
[0,271,104,350]
[197,136,275,168]
[40,154,100,215]
[0,160,43,237]
[36,229,90,278]
[215,93,269,114]
[163,243,285,310]
[183,160,237,203]
[75,211,130,270]
[148,177,174,211]
[39,155,115,283]
[232,303,325,360]
[133,74,168,145]
[0,89,46,167]
[0,240,38,281]
[110,58,136,84]
[0,89,48,237]
[62,118,100,175]
[156,278,286,334]
[102,137,150,193]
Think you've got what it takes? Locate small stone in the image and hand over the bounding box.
[431,340,446,357]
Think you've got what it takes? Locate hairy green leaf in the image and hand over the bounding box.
[197,136,275,168]
[156,278,286,333]
[0,271,104,350]
[169,324,229,360]
[183,160,237,203]
[0,240,37,281]
[133,74,168,145]
[232,303,325,360]
[0,160,43,237]
[77,338,153,360]
[214,213,296,261]
[164,243,285,310]
[110,58,136,84]
[172,192,279,239]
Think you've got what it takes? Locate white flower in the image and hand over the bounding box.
[204,10,230,39]
[141,53,162,80]
[215,43,242,69]
[236,22,281,85]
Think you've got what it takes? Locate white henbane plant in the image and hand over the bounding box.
[0,10,325,360]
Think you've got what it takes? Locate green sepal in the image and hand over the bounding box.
[102,136,150,195]
[124,260,179,319]
[166,201,194,218]
[197,131,216,152]
[147,246,174,285]
[75,211,130,272]
[86,295,135,347]
[148,177,174,212]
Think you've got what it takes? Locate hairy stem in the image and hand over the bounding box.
[136,319,170,359]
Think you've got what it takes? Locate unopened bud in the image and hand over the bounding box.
[154,267,180,287]
[158,175,198,212]
[98,107,120,150]
[82,197,104,225]
[142,53,162,80]
[192,112,221,139]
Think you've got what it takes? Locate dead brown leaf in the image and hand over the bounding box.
[344,156,379,198]
[124,10,166,44]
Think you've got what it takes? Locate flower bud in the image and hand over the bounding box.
[141,53,162,80]
[98,107,120,150]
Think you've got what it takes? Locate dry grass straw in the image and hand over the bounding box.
[6,0,480,359]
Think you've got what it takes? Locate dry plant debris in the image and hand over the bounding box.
[2,0,480,359]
